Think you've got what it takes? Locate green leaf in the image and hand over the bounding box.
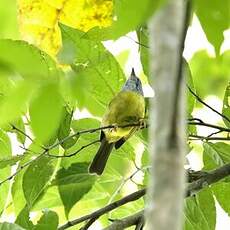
[22,156,55,208]
[0,81,34,127]
[137,26,149,77]
[10,118,26,144]
[189,50,230,100]
[15,206,34,230]
[54,162,96,217]
[29,82,63,144]
[11,142,44,215]
[194,0,230,54]
[222,83,230,128]
[195,188,216,230]
[0,222,25,230]
[0,39,59,79]
[203,142,230,170]
[185,61,195,115]
[58,24,125,116]
[58,106,77,149]
[0,129,11,215]
[34,210,58,230]
[212,182,230,215]
[184,193,215,230]
[61,118,100,168]
[0,155,23,169]
[86,0,165,40]
[32,186,62,211]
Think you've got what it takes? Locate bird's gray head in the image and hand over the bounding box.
[122,68,144,96]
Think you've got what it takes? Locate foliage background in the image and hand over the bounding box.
[0,0,229,229]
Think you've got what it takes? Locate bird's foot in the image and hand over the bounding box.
[139,118,147,129]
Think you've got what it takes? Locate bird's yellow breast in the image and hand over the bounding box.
[102,91,145,142]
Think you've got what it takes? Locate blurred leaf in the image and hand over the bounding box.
[0,81,34,127]
[0,129,11,215]
[0,0,19,39]
[194,0,230,54]
[58,106,77,149]
[54,162,96,217]
[137,26,149,77]
[0,222,25,230]
[212,182,230,215]
[34,210,58,230]
[23,156,55,208]
[29,82,63,144]
[87,0,165,40]
[203,142,230,170]
[0,39,59,79]
[58,24,125,116]
[189,50,230,99]
[15,206,34,230]
[222,83,230,128]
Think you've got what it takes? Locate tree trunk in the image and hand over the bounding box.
[145,0,186,229]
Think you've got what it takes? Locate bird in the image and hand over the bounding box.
[89,68,145,175]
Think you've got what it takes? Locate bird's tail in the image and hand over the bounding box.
[89,138,114,175]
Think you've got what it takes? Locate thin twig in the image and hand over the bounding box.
[189,134,230,141]
[47,140,100,158]
[0,151,47,186]
[187,86,230,124]
[188,121,230,132]
[11,124,34,142]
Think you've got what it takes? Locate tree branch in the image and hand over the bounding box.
[103,210,144,230]
[58,163,230,230]
[95,163,230,230]
[58,189,146,230]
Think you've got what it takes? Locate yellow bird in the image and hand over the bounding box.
[89,68,145,175]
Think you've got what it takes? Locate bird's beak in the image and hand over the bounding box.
[130,68,137,80]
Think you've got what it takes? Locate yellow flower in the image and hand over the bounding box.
[18,0,113,57]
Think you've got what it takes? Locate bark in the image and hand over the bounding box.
[146,0,186,229]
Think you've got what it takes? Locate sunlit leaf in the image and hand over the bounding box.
[0,39,59,79]
[34,210,58,230]
[0,81,34,127]
[184,194,214,230]
[23,156,55,208]
[58,24,125,116]
[0,129,11,215]
[54,162,96,217]
[15,206,34,230]
[203,142,230,170]
[194,0,230,54]
[29,82,63,143]
[0,222,25,230]
[212,182,230,216]
[189,50,230,99]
